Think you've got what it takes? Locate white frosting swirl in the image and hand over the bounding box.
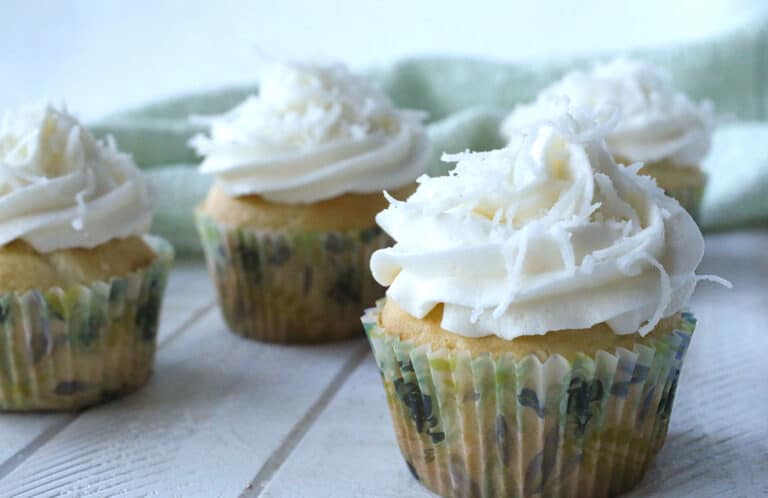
[191,61,429,204]
[0,103,152,253]
[501,58,715,167]
[372,106,711,339]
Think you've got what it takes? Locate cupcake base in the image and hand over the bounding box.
[637,161,706,222]
[363,303,695,498]
[197,212,390,343]
[0,236,173,412]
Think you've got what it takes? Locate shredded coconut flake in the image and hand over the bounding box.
[72,168,95,231]
[637,254,672,335]
[696,274,733,289]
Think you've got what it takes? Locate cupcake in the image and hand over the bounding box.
[0,104,173,411]
[365,106,726,497]
[500,58,714,221]
[191,60,429,343]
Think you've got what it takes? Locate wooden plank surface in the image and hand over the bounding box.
[261,355,425,498]
[0,310,368,498]
[263,231,768,497]
[161,261,217,314]
[0,231,766,497]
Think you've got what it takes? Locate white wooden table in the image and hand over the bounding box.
[0,231,766,498]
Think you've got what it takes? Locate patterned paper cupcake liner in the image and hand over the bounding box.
[196,212,390,343]
[0,236,173,412]
[363,302,695,498]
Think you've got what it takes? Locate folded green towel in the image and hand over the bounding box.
[92,16,768,255]
[701,123,768,230]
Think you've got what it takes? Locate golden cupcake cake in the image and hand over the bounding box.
[501,58,714,220]
[192,60,429,343]
[364,105,726,497]
[0,103,173,411]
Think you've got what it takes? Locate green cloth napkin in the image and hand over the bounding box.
[92,16,768,255]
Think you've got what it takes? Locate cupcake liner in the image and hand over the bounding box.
[0,236,173,412]
[362,303,695,498]
[196,212,390,343]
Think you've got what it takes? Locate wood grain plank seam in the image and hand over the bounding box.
[156,300,217,350]
[239,341,371,498]
[0,301,216,483]
[0,415,78,482]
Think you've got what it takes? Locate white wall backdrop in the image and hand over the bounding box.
[1,0,766,119]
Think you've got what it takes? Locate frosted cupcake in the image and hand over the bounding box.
[192,61,429,343]
[365,106,725,497]
[501,58,714,220]
[0,103,173,411]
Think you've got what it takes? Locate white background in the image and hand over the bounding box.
[1,0,766,119]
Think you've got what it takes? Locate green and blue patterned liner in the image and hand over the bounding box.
[363,302,696,498]
[196,212,390,343]
[0,236,173,412]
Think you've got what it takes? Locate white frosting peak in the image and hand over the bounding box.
[372,106,709,340]
[191,61,429,203]
[501,58,715,166]
[0,103,152,252]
